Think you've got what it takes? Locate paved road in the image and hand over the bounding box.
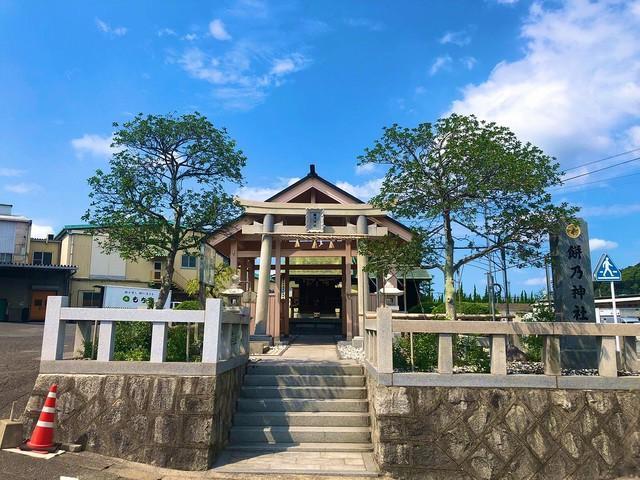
[0,322,74,420]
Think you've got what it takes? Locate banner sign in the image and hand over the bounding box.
[102,285,172,309]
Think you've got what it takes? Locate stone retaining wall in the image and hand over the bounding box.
[23,366,244,470]
[367,373,640,479]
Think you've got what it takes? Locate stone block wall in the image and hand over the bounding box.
[23,367,244,470]
[367,373,640,479]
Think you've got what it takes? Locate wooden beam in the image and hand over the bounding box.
[239,199,387,216]
[241,224,388,237]
[239,249,351,258]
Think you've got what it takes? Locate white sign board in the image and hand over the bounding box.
[101,285,171,309]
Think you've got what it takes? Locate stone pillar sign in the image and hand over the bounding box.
[550,218,597,369]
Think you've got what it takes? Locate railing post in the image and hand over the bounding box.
[438,333,453,374]
[543,335,561,375]
[150,322,168,362]
[97,321,115,361]
[598,336,618,377]
[623,336,638,372]
[202,299,222,363]
[490,334,507,375]
[41,296,68,361]
[376,307,393,374]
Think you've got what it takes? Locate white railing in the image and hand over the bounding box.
[41,297,249,373]
[365,307,640,387]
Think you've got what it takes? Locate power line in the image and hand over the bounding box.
[563,147,640,172]
[550,170,640,193]
[560,155,640,183]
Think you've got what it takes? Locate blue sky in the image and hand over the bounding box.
[1,0,639,297]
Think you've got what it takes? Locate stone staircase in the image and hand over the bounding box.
[215,360,378,476]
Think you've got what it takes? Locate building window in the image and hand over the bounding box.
[33,251,53,265]
[0,253,12,263]
[181,254,197,269]
[81,291,102,308]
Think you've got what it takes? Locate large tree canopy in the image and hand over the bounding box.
[359,113,577,318]
[83,112,246,308]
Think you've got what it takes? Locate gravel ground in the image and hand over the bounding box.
[336,342,364,362]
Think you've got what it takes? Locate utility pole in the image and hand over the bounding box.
[500,246,510,321]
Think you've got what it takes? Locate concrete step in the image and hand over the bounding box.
[241,386,367,399]
[233,411,370,427]
[237,398,369,413]
[225,442,374,453]
[244,374,366,387]
[247,363,363,376]
[229,426,371,444]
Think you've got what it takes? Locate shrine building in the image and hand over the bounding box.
[206,165,430,342]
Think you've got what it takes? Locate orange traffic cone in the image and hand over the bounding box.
[20,384,59,453]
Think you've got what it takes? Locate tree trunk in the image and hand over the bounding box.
[156,249,177,309]
[443,211,457,320]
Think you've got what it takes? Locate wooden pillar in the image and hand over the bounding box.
[273,238,282,340]
[284,257,290,336]
[345,240,353,340]
[230,237,238,271]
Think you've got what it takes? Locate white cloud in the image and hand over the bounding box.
[183,33,198,41]
[31,224,54,239]
[429,55,452,76]
[209,19,232,41]
[70,134,114,159]
[495,0,519,4]
[5,182,41,194]
[439,30,471,46]
[355,163,376,175]
[343,18,385,32]
[461,56,477,70]
[0,168,24,177]
[95,18,127,37]
[524,276,547,287]
[270,55,307,76]
[589,238,618,251]
[335,178,383,201]
[235,177,300,201]
[450,0,640,160]
[177,45,310,110]
[581,203,640,217]
[158,28,176,37]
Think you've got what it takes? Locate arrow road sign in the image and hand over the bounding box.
[593,253,622,281]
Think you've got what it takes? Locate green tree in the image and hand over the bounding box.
[359,114,577,319]
[83,112,246,308]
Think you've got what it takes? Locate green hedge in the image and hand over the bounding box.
[393,333,490,372]
[431,302,491,315]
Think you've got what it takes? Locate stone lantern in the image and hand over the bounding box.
[378,275,403,311]
[221,273,244,311]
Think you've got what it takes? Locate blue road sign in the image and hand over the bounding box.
[593,253,622,281]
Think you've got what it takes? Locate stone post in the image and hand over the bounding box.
[598,336,618,377]
[543,335,561,375]
[438,333,453,374]
[41,296,68,361]
[202,298,223,363]
[376,307,393,374]
[490,334,507,375]
[150,322,168,362]
[254,214,274,337]
[96,321,115,361]
[623,336,638,372]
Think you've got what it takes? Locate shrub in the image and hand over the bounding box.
[408,299,440,314]
[392,332,489,372]
[174,300,202,310]
[113,321,152,361]
[393,333,439,371]
[431,302,491,315]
